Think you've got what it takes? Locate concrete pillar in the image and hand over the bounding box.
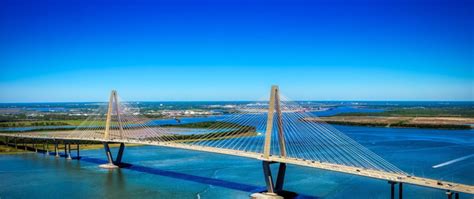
[33,140,37,152]
[99,142,120,169]
[104,143,114,164]
[115,143,125,164]
[399,182,403,199]
[66,144,72,160]
[261,161,287,194]
[388,181,396,199]
[55,142,59,157]
[252,161,288,199]
[275,163,286,192]
[446,191,453,199]
[43,141,48,155]
[263,161,275,193]
[76,143,80,158]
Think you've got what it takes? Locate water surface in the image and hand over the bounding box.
[1,125,472,198]
[0,106,473,198]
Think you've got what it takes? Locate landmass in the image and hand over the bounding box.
[310,116,473,129]
[305,107,474,130]
[335,106,474,118]
[159,121,258,142]
[0,120,99,128]
[0,142,138,154]
[0,121,257,153]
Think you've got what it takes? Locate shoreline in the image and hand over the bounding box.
[305,116,473,130]
[0,143,143,154]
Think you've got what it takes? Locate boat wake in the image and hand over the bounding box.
[432,154,474,168]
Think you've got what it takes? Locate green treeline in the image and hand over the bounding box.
[325,121,471,130]
[0,121,71,127]
[160,121,237,128]
[159,121,257,141]
[337,107,474,118]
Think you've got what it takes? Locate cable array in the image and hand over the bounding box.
[59,92,404,174]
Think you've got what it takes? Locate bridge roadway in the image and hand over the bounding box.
[1,132,473,195]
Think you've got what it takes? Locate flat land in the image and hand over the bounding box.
[0,143,141,154]
[0,121,256,153]
[305,116,474,129]
[0,120,127,128]
[0,145,29,154]
[336,107,474,118]
[0,120,93,127]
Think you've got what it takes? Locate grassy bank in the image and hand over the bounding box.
[323,120,471,130]
[161,121,240,128]
[0,145,29,154]
[0,120,100,127]
[336,107,474,118]
[0,143,141,154]
[306,116,473,130]
[0,121,256,153]
[161,121,257,141]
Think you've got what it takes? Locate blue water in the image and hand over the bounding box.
[0,126,472,198]
[1,107,473,198]
[310,106,384,117]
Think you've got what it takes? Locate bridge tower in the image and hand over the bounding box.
[104,90,124,140]
[100,90,126,169]
[252,85,293,199]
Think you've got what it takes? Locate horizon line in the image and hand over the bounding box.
[0,99,473,104]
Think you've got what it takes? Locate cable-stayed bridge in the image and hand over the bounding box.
[0,86,472,199]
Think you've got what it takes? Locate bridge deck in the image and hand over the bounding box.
[1,133,473,195]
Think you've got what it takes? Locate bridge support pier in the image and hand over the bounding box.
[66,143,72,160]
[33,140,37,152]
[263,161,286,194]
[99,142,125,169]
[446,191,460,199]
[399,182,403,199]
[447,191,453,199]
[251,161,295,199]
[388,181,403,199]
[54,142,59,157]
[64,143,68,159]
[76,143,80,158]
[44,141,49,155]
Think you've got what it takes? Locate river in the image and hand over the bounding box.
[0,107,473,198]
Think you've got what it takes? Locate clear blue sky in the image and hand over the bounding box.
[0,0,472,102]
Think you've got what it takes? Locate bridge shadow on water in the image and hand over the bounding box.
[79,156,319,199]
